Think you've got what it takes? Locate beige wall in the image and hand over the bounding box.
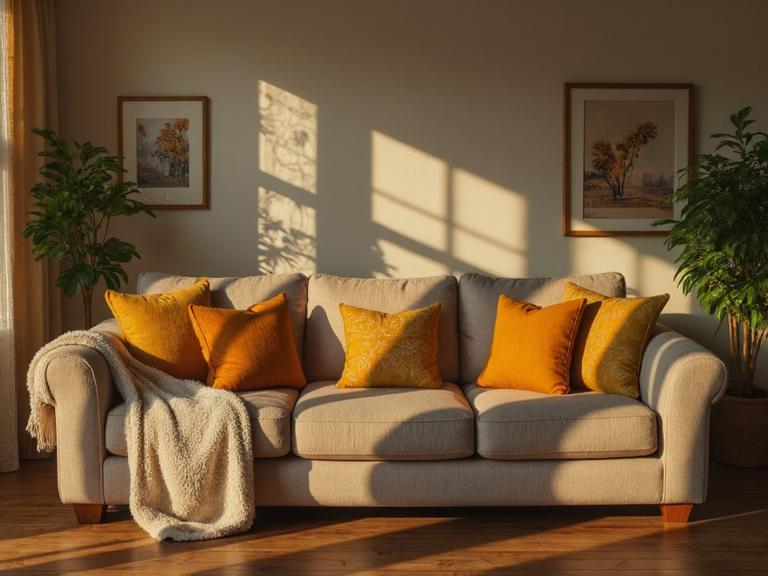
[56,0,768,381]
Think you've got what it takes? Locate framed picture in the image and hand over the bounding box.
[118,96,209,209]
[563,83,692,236]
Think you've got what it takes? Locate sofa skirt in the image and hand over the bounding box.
[101,455,663,507]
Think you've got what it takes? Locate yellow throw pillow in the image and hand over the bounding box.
[105,278,211,381]
[188,293,307,392]
[337,302,442,389]
[477,295,586,395]
[564,281,669,398]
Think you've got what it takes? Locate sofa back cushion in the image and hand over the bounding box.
[458,272,626,384]
[304,274,459,382]
[137,272,308,359]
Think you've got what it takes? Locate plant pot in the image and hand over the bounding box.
[710,392,768,468]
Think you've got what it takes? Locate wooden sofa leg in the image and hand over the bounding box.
[73,503,106,524]
[660,504,693,523]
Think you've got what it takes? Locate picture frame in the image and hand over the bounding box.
[563,83,693,236]
[118,96,209,209]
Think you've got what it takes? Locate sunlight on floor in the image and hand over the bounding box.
[0,530,148,571]
[0,512,691,574]
[3,460,766,575]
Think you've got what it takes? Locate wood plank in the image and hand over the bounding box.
[0,460,766,573]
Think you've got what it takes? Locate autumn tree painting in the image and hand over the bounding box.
[591,121,657,200]
[582,99,675,219]
[137,118,190,188]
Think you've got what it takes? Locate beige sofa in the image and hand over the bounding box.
[43,272,726,524]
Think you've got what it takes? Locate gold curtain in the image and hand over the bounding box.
[9,0,61,459]
[0,0,17,473]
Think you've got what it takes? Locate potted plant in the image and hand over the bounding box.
[658,107,768,467]
[23,129,155,328]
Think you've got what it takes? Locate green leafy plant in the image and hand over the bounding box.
[657,107,768,398]
[23,129,155,328]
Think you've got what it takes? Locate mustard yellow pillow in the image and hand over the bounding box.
[564,281,669,398]
[105,278,211,381]
[188,293,306,392]
[477,295,586,394]
[337,302,442,389]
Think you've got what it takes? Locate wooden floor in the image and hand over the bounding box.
[1,460,767,575]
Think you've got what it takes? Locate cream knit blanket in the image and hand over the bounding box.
[26,330,255,541]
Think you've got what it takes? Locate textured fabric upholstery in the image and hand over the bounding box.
[45,345,115,504]
[137,272,308,359]
[458,272,626,384]
[304,274,459,381]
[52,276,723,512]
[465,384,657,460]
[639,329,727,504]
[292,381,474,460]
[102,455,663,507]
[106,388,299,458]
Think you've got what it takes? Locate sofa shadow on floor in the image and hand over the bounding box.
[0,505,344,573]
[1,460,766,574]
[185,511,585,575]
[479,476,768,574]
[188,459,768,574]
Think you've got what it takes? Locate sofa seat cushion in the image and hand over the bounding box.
[105,388,299,458]
[292,381,474,460]
[465,384,657,460]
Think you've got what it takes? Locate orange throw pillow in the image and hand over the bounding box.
[188,293,306,391]
[105,278,211,381]
[477,295,586,394]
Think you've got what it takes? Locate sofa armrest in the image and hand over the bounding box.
[45,343,116,504]
[639,329,727,504]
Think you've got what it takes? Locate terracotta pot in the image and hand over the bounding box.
[710,392,768,468]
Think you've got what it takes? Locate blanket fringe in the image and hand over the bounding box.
[27,404,57,452]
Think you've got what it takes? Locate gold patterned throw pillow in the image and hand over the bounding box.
[564,281,669,398]
[337,302,442,389]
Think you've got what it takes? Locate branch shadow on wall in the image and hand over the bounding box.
[256,80,395,278]
[256,81,535,281]
[256,81,318,276]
